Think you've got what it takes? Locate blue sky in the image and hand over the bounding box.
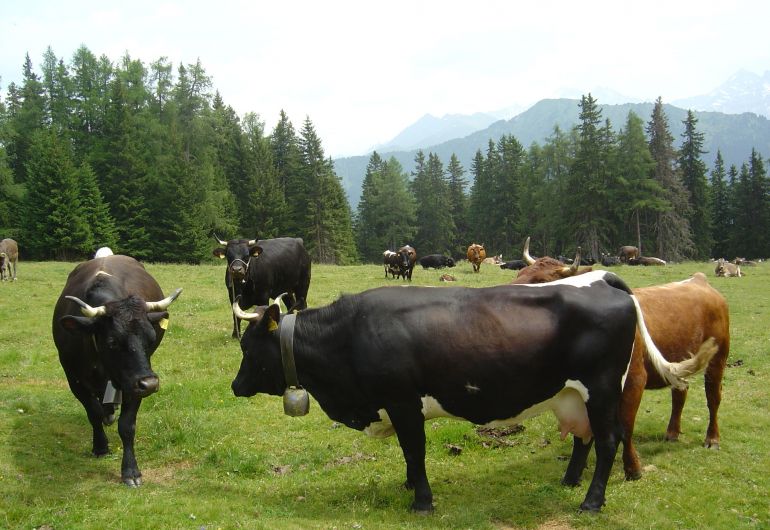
[2,0,770,157]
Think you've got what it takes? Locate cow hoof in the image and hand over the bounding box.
[92,447,109,458]
[624,470,642,481]
[704,441,720,450]
[578,502,603,513]
[410,502,434,515]
[560,476,580,488]
[123,476,142,487]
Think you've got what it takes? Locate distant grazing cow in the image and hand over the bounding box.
[511,237,591,284]
[508,253,724,481]
[213,236,311,338]
[466,243,486,272]
[231,270,686,512]
[52,254,182,485]
[396,245,417,281]
[715,258,741,277]
[418,254,455,269]
[0,238,19,281]
[439,273,456,282]
[383,250,400,278]
[482,254,503,265]
[618,245,640,263]
[628,256,666,266]
[500,259,526,270]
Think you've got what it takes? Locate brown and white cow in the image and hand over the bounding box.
[482,254,503,265]
[466,243,486,272]
[715,258,741,277]
[0,238,19,281]
[510,247,727,480]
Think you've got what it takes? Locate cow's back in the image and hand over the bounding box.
[252,237,311,297]
[337,283,635,423]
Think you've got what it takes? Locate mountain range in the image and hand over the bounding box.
[333,70,770,209]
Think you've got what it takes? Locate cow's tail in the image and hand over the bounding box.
[629,295,719,390]
[600,271,719,390]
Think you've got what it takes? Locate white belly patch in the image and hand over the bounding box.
[362,380,593,443]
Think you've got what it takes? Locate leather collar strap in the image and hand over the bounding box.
[278,312,300,388]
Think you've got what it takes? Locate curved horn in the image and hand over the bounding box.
[232,300,266,322]
[65,296,107,318]
[145,288,183,312]
[522,237,535,265]
[562,247,581,276]
[274,292,289,310]
[213,233,228,246]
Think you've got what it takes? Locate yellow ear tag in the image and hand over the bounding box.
[159,318,169,330]
[267,318,278,332]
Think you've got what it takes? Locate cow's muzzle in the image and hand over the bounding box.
[134,375,160,397]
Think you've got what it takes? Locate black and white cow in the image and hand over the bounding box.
[52,254,181,486]
[213,236,311,338]
[230,270,673,513]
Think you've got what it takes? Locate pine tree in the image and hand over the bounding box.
[298,117,357,264]
[7,54,46,184]
[446,153,469,258]
[412,152,454,254]
[679,110,712,259]
[615,111,666,254]
[22,130,91,259]
[76,162,118,250]
[709,151,730,258]
[270,110,304,235]
[646,97,693,260]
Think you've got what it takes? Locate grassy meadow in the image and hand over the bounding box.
[0,258,768,529]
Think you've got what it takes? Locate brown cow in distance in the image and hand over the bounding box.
[510,237,592,284]
[510,247,727,481]
[0,238,18,281]
[466,243,486,272]
[618,245,640,263]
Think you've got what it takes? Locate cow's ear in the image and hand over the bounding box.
[213,248,226,259]
[263,303,281,332]
[250,245,263,257]
[59,315,96,334]
[147,311,170,324]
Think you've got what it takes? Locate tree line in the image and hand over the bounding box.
[356,95,770,263]
[1,48,768,265]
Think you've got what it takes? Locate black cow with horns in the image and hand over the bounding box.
[52,253,182,486]
[230,270,677,513]
[213,235,311,338]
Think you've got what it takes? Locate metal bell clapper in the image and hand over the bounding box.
[283,386,310,416]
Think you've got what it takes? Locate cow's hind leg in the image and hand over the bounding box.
[387,401,433,513]
[704,354,726,449]
[665,387,688,441]
[117,398,143,486]
[581,392,622,512]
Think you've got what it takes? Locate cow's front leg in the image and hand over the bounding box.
[65,373,110,456]
[117,397,143,486]
[562,436,593,486]
[387,402,432,513]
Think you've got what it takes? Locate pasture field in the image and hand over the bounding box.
[1,259,768,529]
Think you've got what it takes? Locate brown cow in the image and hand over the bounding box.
[618,245,640,263]
[510,237,591,284]
[466,243,486,272]
[510,251,726,481]
[0,238,18,281]
[620,272,729,479]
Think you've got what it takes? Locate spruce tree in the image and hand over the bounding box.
[76,162,118,251]
[446,153,469,258]
[679,110,712,259]
[709,151,730,259]
[22,130,91,259]
[412,152,454,255]
[646,97,693,260]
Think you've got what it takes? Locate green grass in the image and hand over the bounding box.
[1,260,769,529]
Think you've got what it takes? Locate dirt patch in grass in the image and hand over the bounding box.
[141,459,194,483]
